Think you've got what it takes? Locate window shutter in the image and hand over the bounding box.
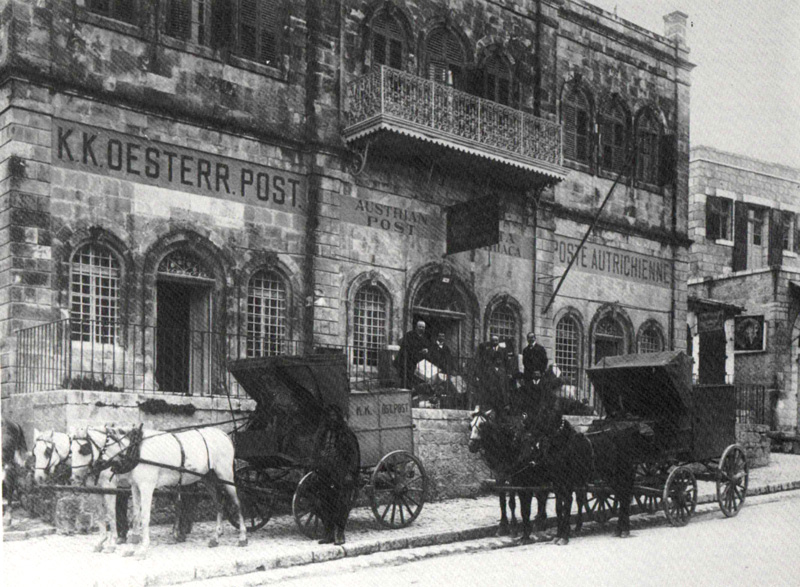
[562,98,577,161]
[211,0,233,50]
[166,0,192,40]
[706,197,719,241]
[239,0,258,59]
[768,208,783,267]
[114,0,136,23]
[259,0,281,66]
[658,133,677,186]
[732,200,748,271]
[373,33,386,65]
[388,39,403,69]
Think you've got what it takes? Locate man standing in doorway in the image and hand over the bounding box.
[522,332,548,383]
[395,320,430,389]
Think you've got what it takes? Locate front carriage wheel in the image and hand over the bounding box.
[662,466,697,527]
[716,444,749,518]
[368,450,428,529]
[293,471,325,540]
[586,489,617,525]
[227,464,275,532]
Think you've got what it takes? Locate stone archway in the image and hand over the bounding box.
[410,275,475,359]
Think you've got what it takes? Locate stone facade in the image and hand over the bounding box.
[688,146,800,435]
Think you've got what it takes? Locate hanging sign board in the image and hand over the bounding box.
[446,197,501,255]
[697,310,725,334]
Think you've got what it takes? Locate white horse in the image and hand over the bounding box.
[32,429,72,485]
[70,427,139,553]
[100,425,248,558]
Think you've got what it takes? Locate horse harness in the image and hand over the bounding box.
[34,436,69,473]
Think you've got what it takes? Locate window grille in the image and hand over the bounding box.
[247,270,287,357]
[353,286,387,368]
[489,305,517,343]
[563,88,591,164]
[639,325,663,353]
[483,55,511,106]
[706,196,732,241]
[372,11,404,70]
[88,0,136,23]
[600,100,627,173]
[596,316,623,339]
[555,315,581,385]
[70,244,120,344]
[636,112,661,184]
[426,28,465,89]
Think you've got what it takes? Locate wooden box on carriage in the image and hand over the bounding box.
[349,389,413,469]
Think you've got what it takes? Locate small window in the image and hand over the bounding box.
[636,111,661,184]
[235,0,282,67]
[71,244,120,344]
[706,196,733,241]
[600,100,627,173]
[639,324,663,353]
[749,207,765,247]
[489,304,517,343]
[483,55,512,106]
[353,286,388,368]
[562,88,591,165]
[556,315,581,385]
[247,270,287,357]
[781,211,794,252]
[88,0,136,23]
[426,28,466,89]
[372,11,405,70]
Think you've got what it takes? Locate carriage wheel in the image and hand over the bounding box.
[586,489,617,525]
[716,444,749,518]
[293,471,325,540]
[634,462,663,514]
[228,464,275,532]
[368,450,428,529]
[634,492,662,514]
[662,466,697,527]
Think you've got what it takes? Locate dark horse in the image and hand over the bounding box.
[531,418,651,544]
[468,410,553,542]
[3,420,29,526]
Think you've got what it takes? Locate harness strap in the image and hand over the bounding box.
[172,434,186,486]
[196,429,211,473]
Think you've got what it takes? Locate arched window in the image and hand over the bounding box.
[372,10,405,70]
[639,323,664,353]
[483,55,511,105]
[600,99,628,173]
[488,304,517,343]
[426,28,466,89]
[353,285,388,368]
[636,110,661,184]
[594,315,624,363]
[556,315,581,385]
[71,244,120,343]
[562,87,592,165]
[247,269,287,357]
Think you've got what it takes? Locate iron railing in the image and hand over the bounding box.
[345,65,563,167]
[735,383,772,426]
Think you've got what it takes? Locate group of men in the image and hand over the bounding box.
[394,321,458,407]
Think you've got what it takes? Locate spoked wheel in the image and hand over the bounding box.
[227,464,275,532]
[587,489,617,525]
[634,462,664,514]
[662,466,697,527]
[634,492,662,514]
[716,444,749,517]
[368,450,428,529]
[293,471,325,540]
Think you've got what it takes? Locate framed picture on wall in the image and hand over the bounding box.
[734,315,766,352]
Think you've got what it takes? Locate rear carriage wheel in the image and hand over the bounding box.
[368,450,428,529]
[634,462,663,514]
[716,444,749,518]
[662,466,697,527]
[227,464,275,532]
[293,471,326,540]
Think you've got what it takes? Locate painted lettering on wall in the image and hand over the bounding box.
[52,120,306,212]
[553,235,671,288]
[341,195,442,240]
[483,230,533,259]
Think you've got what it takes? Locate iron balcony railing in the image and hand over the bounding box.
[345,65,563,167]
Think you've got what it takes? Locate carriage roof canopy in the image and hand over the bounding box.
[227,354,350,417]
[586,351,693,419]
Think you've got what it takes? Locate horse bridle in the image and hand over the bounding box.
[34,437,69,473]
[70,429,109,473]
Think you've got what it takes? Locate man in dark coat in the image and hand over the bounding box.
[395,320,430,389]
[475,335,511,413]
[428,332,456,407]
[522,332,548,383]
[312,405,360,545]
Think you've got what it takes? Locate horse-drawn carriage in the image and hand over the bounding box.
[228,353,428,539]
[585,350,749,527]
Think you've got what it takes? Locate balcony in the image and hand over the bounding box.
[344,66,567,182]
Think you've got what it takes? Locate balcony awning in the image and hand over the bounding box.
[344,115,568,181]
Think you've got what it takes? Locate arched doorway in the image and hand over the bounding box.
[156,250,215,394]
[411,278,472,359]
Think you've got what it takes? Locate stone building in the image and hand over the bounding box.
[688,145,800,437]
[0,0,692,433]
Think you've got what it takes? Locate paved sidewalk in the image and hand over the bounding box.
[4,454,800,587]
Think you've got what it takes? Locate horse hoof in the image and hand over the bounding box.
[519,535,535,545]
[208,538,219,548]
[93,542,105,553]
[128,535,141,545]
[496,525,510,537]
[116,537,127,545]
[238,539,248,548]
[618,530,630,539]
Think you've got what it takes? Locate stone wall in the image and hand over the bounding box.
[736,423,770,468]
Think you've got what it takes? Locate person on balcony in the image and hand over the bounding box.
[394,320,430,389]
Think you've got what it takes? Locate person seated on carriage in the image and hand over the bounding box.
[311,404,360,546]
